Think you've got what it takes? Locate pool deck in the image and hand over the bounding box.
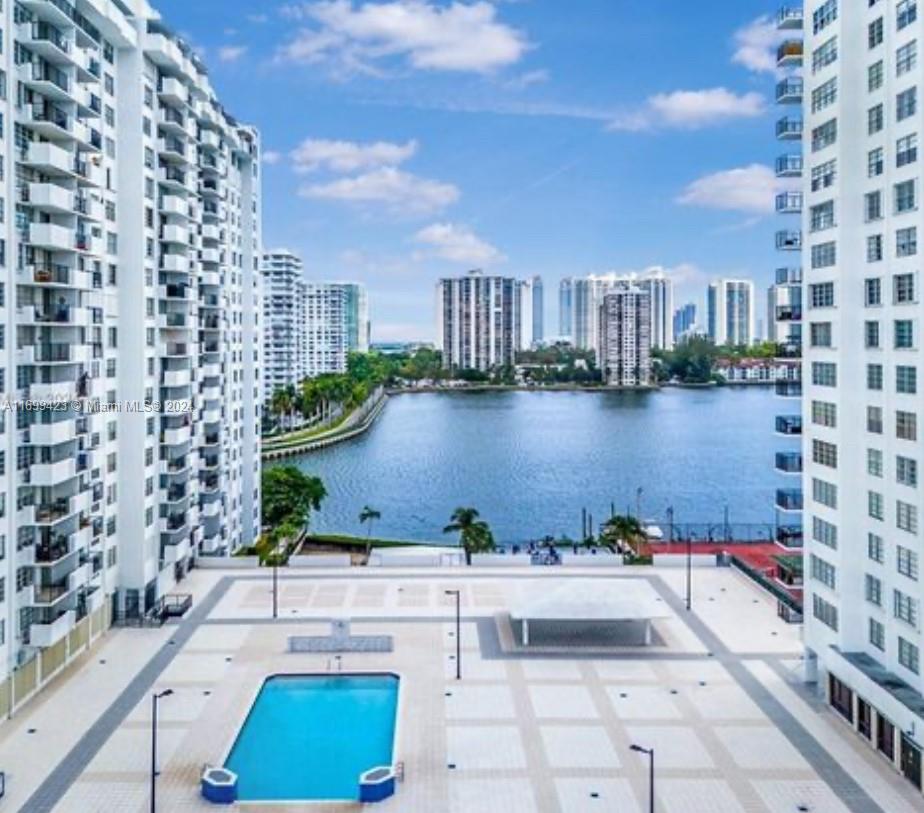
[2,565,921,813]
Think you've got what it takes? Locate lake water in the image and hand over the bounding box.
[293,388,788,545]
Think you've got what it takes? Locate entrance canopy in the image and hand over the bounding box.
[509,579,672,646]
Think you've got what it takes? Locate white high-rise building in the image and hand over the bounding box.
[559,277,573,338]
[304,283,347,377]
[262,250,306,395]
[0,0,262,705]
[597,287,652,387]
[436,270,522,371]
[517,275,543,349]
[800,0,924,793]
[707,279,756,346]
[638,269,674,350]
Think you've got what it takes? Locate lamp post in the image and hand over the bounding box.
[630,744,655,813]
[150,689,174,813]
[445,589,461,680]
[636,487,643,522]
[272,555,278,619]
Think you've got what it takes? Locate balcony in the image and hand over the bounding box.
[158,106,188,137]
[29,609,76,648]
[25,182,73,214]
[775,488,803,512]
[200,247,221,264]
[18,21,74,64]
[775,267,802,285]
[161,253,190,273]
[201,362,221,378]
[775,77,803,104]
[776,524,803,548]
[29,223,76,252]
[34,343,91,364]
[776,343,802,359]
[158,165,190,193]
[777,7,803,30]
[161,424,192,446]
[158,76,189,106]
[775,230,802,251]
[160,224,189,245]
[776,117,803,141]
[29,419,77,445]
[20,141,73,175]
[75,195,105,221]
[30,457,78,485]
[157,311,189,329]
[158,137,191,164]
[162,369,192,388]
[777,40,803,68]
[18,60,72,101]
[775,192,802,214]
[199,129,221,150]
[775,154,803,178]
[159,194,189,218]
[775,451,803,474]
[160,456,189,476]
[775,415,802,436]
[775,380,802,398]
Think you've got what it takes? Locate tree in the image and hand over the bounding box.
[359,505,381,539]
[600,514,646,555]
[443,507,496,563]
[261,465,327,529]
[270,386,296,429]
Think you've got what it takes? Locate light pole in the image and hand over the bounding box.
[151,689,174,813]
[445,589,461,679]
[686,531,692,611]
[666,506,674,545]
[630,744,655,813]
[272,556,278,619]
[636,487,643,522]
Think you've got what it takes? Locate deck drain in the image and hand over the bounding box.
[99,659,107,665]
[590,792,600,799]
[699,681,707,687]
[670,690,678,695]
[619,692,628,698]
[27,728,37,734]
[225,657,232,662]
[445,692,452,697]
[797,806,811,812]
[203,691,212,696]
[447,763,456,770]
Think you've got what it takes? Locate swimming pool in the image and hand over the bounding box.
[225,673,400,801]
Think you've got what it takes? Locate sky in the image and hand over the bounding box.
[157,0,793,342]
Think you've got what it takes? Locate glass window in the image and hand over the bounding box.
[868,234,884,262]
[898,1,918,31]
[897,39,918,74]
[897,365,918,393]
[866,320,881,348]
[869,17,884,49]
[897,500,919,533]
[897,87,917,121]
[868,363,884,390]
[897,133,918,167]
[895,319,915,348]
[869,59,884,91]
[869,147,885,176]
[868,447,884,477]
[896,179,917,213]
[899,637,920,674]
[869,532,885,563]
[869,104,884,134]
[897,457,918,488]
[896,229,917,259]
[897,409,917,440]
[866,277,883,305]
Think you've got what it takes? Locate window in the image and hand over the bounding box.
[813,516,838,549]
[899,637,920,674]
[898,1,918,31]
[870,60,884,92]
[897,500,919,533]
[895,320,915,348]
[812,159,837,190]
[810,281,835,307]
[814,0,838,33]
[869,532,885,563]
[894,589,919,625]
[813,38,838,73]
[896,229,917,258]
[868,363,884,390]
[865,191,883,221]
[897,134,918,167]
[811,322,833,347]
[898,545,919,579]
[813,594,839,631]
[812,77,838,112]
[866,573,883,605]
[898,39,918,75]
[813,361,837,387]
[897,365,918,393]
[866,277,883,305]
[812,200,836,231]
[869,147,885,177]
[866,320,881,348]
[813,478,838,508]
[897,87,917,121]
[812,400,837,427]
[868,234,884,262]
[896,179,917,213]
[813,439,838,468]
[811,555,837,589]
[813,241,837,268]
[869,405,884,434]
[870,490,885,520]
[868,447,884,477]
[897,409,917,440]
[813,119,838,151]
[897,456,919,487]
[870,17,884,49]
[870,618,885,651]
[868,104,884,134]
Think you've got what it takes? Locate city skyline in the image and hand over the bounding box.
[157,0,787,341]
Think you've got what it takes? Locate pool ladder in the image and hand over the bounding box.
[395,761,405,782]
[326,655,343,672]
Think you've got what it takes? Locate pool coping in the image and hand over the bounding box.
[217,670,405,806]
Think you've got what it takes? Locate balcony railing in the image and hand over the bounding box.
[776,117,803,140]
[775,230,802,251]
[775,489,803,511]
[775,154,803,177]
[776,415,802,435]
[776,305,802,321]
[775,266,802,285]
[775,380,802,398]
[777,7,803,30]
[775,77,803,104]
[775,452,803,473]
[775,192,803,214]
[776,524,803,547]
[777,40,804,67]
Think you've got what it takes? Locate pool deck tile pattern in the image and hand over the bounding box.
[0,566,922,812]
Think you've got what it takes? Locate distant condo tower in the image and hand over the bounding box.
[673,302,697,339]
[436,270,523,370]
[597,287,652,387]
[707,279,756,346]
[559,278,573,338]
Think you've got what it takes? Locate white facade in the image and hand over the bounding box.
[517,275,543,349]
[303,282,347,377]
[436,270,522,371]
[0,0,262,688]
[707,278,756,346]
[262,250,306,394]
[800,0,924,794]
[596,288,652,387]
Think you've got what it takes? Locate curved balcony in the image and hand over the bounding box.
[775,415,802,436]
[777,40,803,68]
[776,524,803,548]
[775,230,802,251]
[776,77,803,104]
[775,380,802,398]
[775,488,803,512]
[776,117,803,141]
[776,192,803,214]
[777,7,803,30]
[776,154,803,178]
[775,451,803,474]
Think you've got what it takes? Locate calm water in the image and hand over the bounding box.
[226,674,398,800]
[295,388,785,544]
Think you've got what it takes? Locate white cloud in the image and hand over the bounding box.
[413,222,505,264]
[218,45,248,63]
[262,150,283,165]
[609,88,765,131]
[276,0,529,75]
[675,164,780,215]
[290,138,418,174]
[504,68,549,90]
[732,15,785,74]
[299,167,459,215]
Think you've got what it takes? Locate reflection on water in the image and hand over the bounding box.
[290,388,784,544]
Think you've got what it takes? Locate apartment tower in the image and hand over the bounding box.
[597,287,652,387]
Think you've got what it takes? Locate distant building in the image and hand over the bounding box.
[637,269,674,350]
[262,250,307,393]
[530,275,544,344]
[340,282,371,352]
[707,279,755,346]
[518,276,544,349]
[559,278,574,338]
[767,268,802,347]
[597,287,652,387]
[673,303,697,339]
[436,270,522,370]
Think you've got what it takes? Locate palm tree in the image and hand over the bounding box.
[444,507,495,564]
[359,505,381,539]
[270,387,294,431]
[601,514,646,555]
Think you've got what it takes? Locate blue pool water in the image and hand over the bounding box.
[225,674,399,801]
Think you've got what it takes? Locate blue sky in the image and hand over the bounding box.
[158,0,791,341]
